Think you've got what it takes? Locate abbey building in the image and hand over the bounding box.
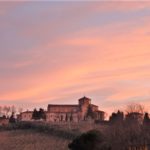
[20,96,105,122]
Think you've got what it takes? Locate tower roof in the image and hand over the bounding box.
[79,96,91,101]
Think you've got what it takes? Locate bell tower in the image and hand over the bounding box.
[78,96,91,120]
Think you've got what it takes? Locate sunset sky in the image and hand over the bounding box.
[0,1,150,114]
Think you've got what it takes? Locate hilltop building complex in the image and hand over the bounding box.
[20,97,105,122]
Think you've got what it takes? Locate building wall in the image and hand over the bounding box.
[46,97,104,122]
[79,97,91,120]
[20,112,33,121]
[95,111,105,120]
[48,105,79,113]
[91,105,98,112]
[46,112,79,122]
[0,119,9,126]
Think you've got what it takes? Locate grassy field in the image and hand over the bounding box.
[0,121,106,150]
[0,130,71,150]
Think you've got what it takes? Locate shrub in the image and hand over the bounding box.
[68,130,111,150]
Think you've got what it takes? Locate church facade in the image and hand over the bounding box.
[46,96,105,122]
[20,97,105,122]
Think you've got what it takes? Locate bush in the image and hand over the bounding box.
[68,130,111,150]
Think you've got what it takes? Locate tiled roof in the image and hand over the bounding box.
[79,96,91,101]
[96,110,105,113]
[90,104,98,107]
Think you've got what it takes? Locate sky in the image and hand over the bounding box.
[0,1,150,114]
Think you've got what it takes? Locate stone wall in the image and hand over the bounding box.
[46,112,79,122]
[20,112,33,121]
[48,105,79,113]
[79,97,91,120]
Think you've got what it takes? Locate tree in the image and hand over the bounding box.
[18,107,23,114]
[65,114,68,122]
[70,113,73,122]
[0,106,2,116]
[125,104,144,124]
[126,103,144,114]
[109,110,124,124]
[3,106,11,117]
[1,115,6,119]
[39,108,46,120]
[32,108,39,120]
[68,130,110,150]
[9,112,16,123]
[32,108,46,120]
[143,112,150,125]
[11,105,16,114]
[0,106,19,118]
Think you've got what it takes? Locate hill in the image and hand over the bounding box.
[0,130,70,150]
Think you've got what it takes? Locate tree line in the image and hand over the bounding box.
[0,106,23,118]
[69,103,150,150]
[32,108,46,120]
[109,103,150,125]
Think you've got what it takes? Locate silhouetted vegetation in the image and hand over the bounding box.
[68,130,111,150]
[69,121,150,150]
[1,103,150,150]
[32,108,46,120]
[9,112,16,123]
[109,110,124,124]
[69,104,150,150]
[0,121,80,140]
[0,106,22,118]
[143,112,150,125]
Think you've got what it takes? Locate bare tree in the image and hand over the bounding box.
[125,103,145,124]
[18,107,23,114]
[3,106,11,117]
[126,103,145,114]
[0,106,2,116]
[0,106,21,118]
[11,105,16,114]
